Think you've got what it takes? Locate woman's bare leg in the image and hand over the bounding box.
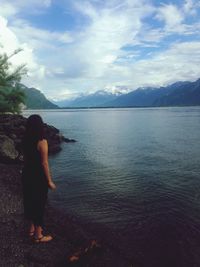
[28,221,35,236]
[34,225,43,238]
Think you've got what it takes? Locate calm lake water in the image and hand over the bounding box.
[23,107,200,267]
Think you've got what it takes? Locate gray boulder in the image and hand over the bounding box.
[0,135,19,163]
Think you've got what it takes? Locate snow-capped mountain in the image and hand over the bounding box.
[54,90,123,107]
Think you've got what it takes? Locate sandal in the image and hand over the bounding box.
[29,231,34,238]
[34,235,53,243]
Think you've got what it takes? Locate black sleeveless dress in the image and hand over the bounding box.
[22,142,48,226]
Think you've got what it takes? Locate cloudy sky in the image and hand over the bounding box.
[0,0,200,100]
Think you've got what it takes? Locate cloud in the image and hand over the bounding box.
[154,1,200,35]
[183,0,200,15]
[10,19,73,50]
[0,16,18,53]
[0,3,18,17]
[0,16,46,86]
[13,0,155,98]
[126,41,200,88]
[0,0,52,15]
[156,3,184,30]
[65,0,154,78]
[0,0,200,99]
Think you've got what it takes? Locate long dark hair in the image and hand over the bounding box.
[23,115,45,152]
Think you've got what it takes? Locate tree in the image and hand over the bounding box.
[0,49,27,114]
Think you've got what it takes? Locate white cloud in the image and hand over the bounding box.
[184,0,195,14]
[0,0,200,100]
[183,0,200,15]
[0,3,18,17]
[138,28,166,44]
[0,16,18,53]
[17,0,155,98]
[65,0,154,79]
[126,41,200,88]
[0,0,52,15]
[156,3,184,30]
[154,1,200,35]
[0,16,46,87]
[10,19,73,50]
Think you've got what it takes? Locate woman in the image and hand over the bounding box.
[22,114,56,243]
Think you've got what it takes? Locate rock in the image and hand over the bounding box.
[9,134,17,140]
[48,144,62,154]
[0,135,19,163]
[44,124,59,135]
[62,136,77,143]
[51,133,63,142]
[0,114,76,162]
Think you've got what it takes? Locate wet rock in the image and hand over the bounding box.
[62,136,77,143]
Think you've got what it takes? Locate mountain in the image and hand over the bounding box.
[105,81,190,107]
[55,90,120,108]
[154,79,200,106]
[54,78,200,108]
[20,84,58,109]
[105,79,200,107]
[104,87,164,107]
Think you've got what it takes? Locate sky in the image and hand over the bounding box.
[0,0,200,100]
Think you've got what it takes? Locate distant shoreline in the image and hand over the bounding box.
[23,105,200,111]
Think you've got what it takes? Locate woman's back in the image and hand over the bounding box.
[24,141,42,168]
[22,140,47,188]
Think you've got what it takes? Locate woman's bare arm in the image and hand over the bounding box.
[38,139,56,190]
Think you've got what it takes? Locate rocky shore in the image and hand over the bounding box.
[0,114,132,267]
[0,114,76,163]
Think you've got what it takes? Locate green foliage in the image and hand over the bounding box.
[0,49,27,114]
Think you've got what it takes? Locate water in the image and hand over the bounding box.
[23,107,200,267]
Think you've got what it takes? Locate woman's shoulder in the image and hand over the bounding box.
[38,138,48,144]
[37,139,48,150]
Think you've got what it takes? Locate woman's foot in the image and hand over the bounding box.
[34,235,53,243]
[29,231,34,238]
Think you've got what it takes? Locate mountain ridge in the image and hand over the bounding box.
[20,84,58,109]
[54,78,200,108]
